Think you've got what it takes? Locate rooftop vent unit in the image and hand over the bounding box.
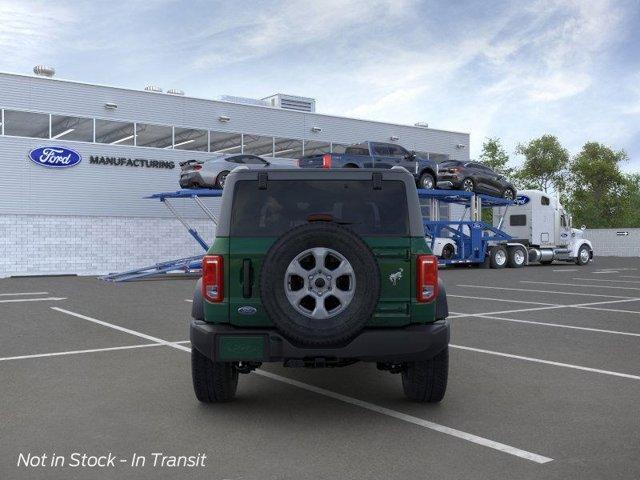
[262,94,316,113]
[218,95,270,107]
[144,85,163,93]
[167,89,185,96]
[33,65,55,77]
[414,122,429,128]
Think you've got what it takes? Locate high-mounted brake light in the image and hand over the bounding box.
[202,255,224,302]
[416,254,438,303]
[322,154,332,169]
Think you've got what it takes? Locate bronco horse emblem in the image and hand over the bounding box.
[388,268,403,286]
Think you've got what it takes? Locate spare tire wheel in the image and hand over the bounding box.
[259,222,380,347]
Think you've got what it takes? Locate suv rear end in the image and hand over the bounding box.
[190,169,449,403]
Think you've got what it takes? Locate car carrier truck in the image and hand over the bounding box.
[421,189,593,268]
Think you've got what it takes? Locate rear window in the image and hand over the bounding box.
[440,160,462,167]
[344,146,370,156]
[230,180,409,237]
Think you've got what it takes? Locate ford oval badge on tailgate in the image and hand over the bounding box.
[238,306,257,315]
[28,146,82,168]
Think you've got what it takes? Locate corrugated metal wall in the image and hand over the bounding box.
[584,229,640,257]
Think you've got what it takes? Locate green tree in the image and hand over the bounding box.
[479,137,514,177]
[566,142,629,228]
[622,174,640,227]
[515,135,569,193]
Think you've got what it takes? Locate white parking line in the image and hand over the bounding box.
[0,340,191,362]
[572,278,640,284]
[185,299,193,303]
[447,295,559,306]
[0,297,66,304]
[621,275,640,279]
[456,284,636,299]
[552,269,578,272]
[0,343,162,362]
[450,312,640,338]
[521,281,640,292]
[51,307,191,352]
[49,307,552,464]
[255,369,552,464]
[0,292,49,296]
[450,344,640,381]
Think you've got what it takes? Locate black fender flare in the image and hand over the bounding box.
[435,278,448,320]
[192,278,205,320]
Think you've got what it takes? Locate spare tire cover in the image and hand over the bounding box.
[260,222,380,347]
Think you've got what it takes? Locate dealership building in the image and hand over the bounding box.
[0,69,470,277]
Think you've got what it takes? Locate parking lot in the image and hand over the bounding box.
[2,257,640,479]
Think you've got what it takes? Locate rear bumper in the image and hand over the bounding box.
[190,320,450,364]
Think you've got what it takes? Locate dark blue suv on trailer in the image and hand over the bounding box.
[298,141,440,190]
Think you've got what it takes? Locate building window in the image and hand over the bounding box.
[243,134,274,156]
[303,140,331,156]
[273,137,303,158]
[136,123,173,148]
[3,110,49,138]
[173,127,208,151]
[51,114,93,142]
[95,119,135,145]
[210,131,242,154]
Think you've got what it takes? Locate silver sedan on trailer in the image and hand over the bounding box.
[179,154,277,189]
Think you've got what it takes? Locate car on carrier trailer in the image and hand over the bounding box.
[298,141,441,190]
[190,168,450,403]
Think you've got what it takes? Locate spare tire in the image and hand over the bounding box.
[259,222,380,347]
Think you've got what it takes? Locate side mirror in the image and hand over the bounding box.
[264,160,271,167]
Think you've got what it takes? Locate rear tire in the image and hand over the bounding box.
[402,347,448,403]
[507,246,526,268]
[489,245,508,269]
[502,188,516,200]
[441,243,455,260]
[462,178,475,192]
[215,170,229,189]
[192,348,238,403]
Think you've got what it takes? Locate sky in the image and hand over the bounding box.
[1,0,639,171]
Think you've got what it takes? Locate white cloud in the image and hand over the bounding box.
[0,0,75,63]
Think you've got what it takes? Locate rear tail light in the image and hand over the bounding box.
[416,254,438,302]
[193,164,202,171]
[322,154,332,168]
[202,255,224,302]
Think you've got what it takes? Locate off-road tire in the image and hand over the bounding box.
[215,171,229,189]
[418,172,436,190]
[489,245,508,269]
[191,348,238,403]
[402,347,448,403]
[260,222,380,347]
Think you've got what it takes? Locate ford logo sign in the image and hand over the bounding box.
[28,146,82,168]
[514,195,530,206]
[237,306,257,316]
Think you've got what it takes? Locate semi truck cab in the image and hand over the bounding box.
[495,189,593,265]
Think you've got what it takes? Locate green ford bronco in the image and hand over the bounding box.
[190,168,450,403]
